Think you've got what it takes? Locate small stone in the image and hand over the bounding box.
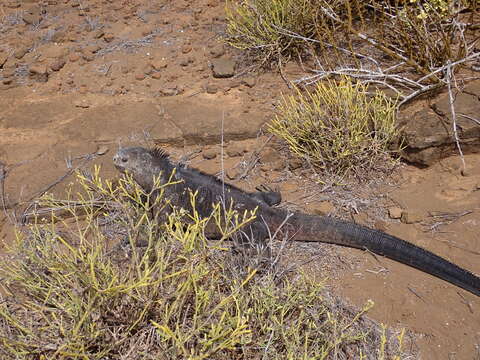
[135,73,146,81]
[202,149,217,160]
[140,26,154,36]
[226,168,239,180]
[2,78,13,85]
[14,46,29,59]
[151,58,168,70]
[179,58,189,67]
[205,83,218,94]
[69,53,80,62]
[226,143,246,157]
[211,58,235,78]
[74,99,91,108]
[288,158,303,170]
[181,44,192,54]
[151,72,162,80]
[400,210,424,224]
[104,33,115,42]
[388,207,402,219]
[82,51,95,62]
[311,201,335,216]
[242,76,256,88]
[50,59,66,71]
[96,146,109,155]
[160,87,179,96]
[460,168,470,177]
[29,64,48,75]
[209,44,225,58]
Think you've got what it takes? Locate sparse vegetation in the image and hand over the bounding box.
[0,169,409,359]
[225,0,320,64]
[268,77,400,176]
[227,0,478,174]
[225,0,478,92]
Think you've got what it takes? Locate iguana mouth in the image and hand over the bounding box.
[114,164,126,173]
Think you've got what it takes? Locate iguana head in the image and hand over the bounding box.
[113,147,171,191]
[113,147,153,175]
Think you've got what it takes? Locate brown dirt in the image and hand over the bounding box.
[0,1,479,359]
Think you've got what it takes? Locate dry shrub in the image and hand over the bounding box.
[0,169,409,359]
[224,0,321,64]
[268,77,400,176]
[225,0,478,76]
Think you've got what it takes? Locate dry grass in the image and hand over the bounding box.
[224,0,320,65]
[268,77,401,176]
[224,0,478,78]
[0,168,410,359]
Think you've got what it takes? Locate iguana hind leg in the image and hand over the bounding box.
[253,184,282,207]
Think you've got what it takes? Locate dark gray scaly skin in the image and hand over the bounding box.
[113,146,480,297]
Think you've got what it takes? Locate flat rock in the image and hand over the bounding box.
[151,95,267,145]
[226,143,246,157]
[50,59,66,71]
[14,46,29,59]
[29,64,48,75]
[400,210,424,224]
[202,148,217,159]
[151,58,168,70]
[211,58,235,78]
[398,80,480,166]
[205,83,218,94]
[388,207,402,219]
[209,44,225,58]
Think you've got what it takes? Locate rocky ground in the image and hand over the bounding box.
[1,1,479,359]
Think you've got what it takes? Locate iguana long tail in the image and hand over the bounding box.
[276,212,480,297]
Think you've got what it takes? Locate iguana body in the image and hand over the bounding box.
[113,146,480,297]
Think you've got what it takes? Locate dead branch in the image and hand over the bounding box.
[446,62,466,172]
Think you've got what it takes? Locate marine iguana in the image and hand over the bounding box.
[113,146,480,297]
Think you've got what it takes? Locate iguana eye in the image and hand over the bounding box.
[121,157,128,163]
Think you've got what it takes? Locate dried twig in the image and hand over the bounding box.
[407,286,426,303]
[446,62,466,172]
[235,134,274,180]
